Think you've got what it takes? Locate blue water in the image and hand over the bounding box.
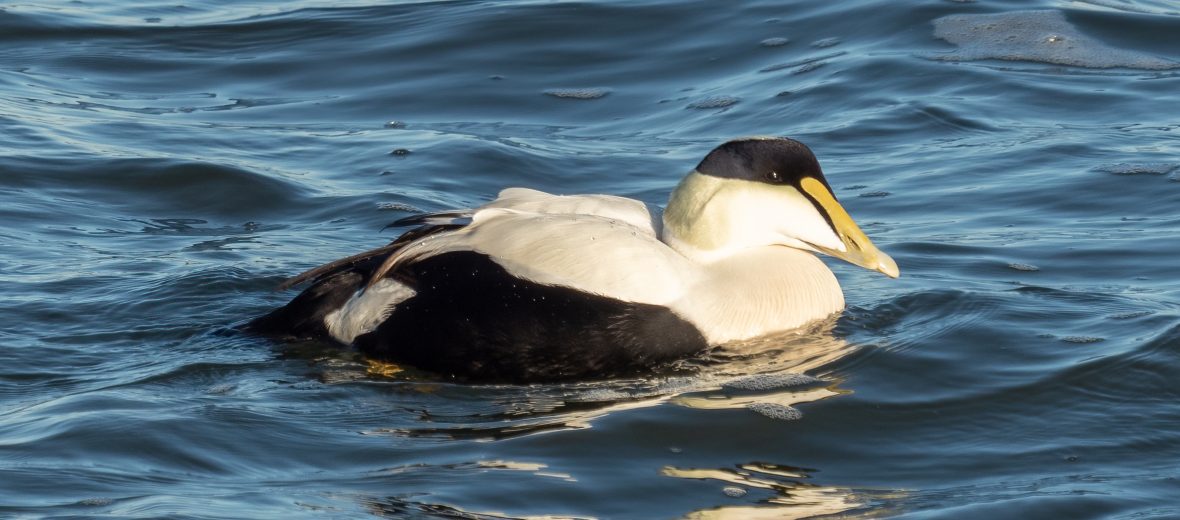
[3,0,1180,518]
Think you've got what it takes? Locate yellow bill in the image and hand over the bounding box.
[799,177,900,278]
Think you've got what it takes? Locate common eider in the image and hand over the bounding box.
[250,137,898,382]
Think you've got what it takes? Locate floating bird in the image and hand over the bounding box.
[250,137,898,382]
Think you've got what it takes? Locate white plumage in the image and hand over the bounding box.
[254,137,899,382]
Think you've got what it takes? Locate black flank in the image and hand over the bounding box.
[249,232,708,383]
[355,251,708,383]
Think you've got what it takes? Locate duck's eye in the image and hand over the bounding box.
[765,170,783,183]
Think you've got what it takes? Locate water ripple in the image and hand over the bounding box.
[4,0,1180,517]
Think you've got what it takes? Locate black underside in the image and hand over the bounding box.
[250,245,708,383]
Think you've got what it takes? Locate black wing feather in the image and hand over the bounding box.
[248,223,461,337]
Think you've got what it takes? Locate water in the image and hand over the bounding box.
[3,0,1179,517]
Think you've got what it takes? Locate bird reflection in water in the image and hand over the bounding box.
[303,317,898,518]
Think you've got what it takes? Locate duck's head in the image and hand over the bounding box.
[662,137,899,278]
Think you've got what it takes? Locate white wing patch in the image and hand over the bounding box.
[324,279,416,344]
[464,210,696,304]
[373,189,693,305]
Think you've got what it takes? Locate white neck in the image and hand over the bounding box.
[661,171,826,263]
[659,171,847,343]
[662,171,726,261]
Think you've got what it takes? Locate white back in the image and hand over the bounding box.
[487,188,660,236]
[394,207,697,305]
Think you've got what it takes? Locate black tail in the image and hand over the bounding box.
[247,223,462,338]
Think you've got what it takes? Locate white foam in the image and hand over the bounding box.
[687,96,740,109]
[543,88,610,100]
[722,486,748,497]
[1095,163,1179,176]
[723,373,822,391]
[1008,263,1040,272]
[932,10,1178,70]
[747,402,803,421]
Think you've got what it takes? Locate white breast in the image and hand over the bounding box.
[668,247,845,344]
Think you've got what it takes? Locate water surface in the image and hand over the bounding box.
[3,0,1180,518]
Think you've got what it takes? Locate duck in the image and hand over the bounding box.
[249,137,898,382]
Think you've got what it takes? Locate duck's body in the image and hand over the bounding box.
[251,138,898,382]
